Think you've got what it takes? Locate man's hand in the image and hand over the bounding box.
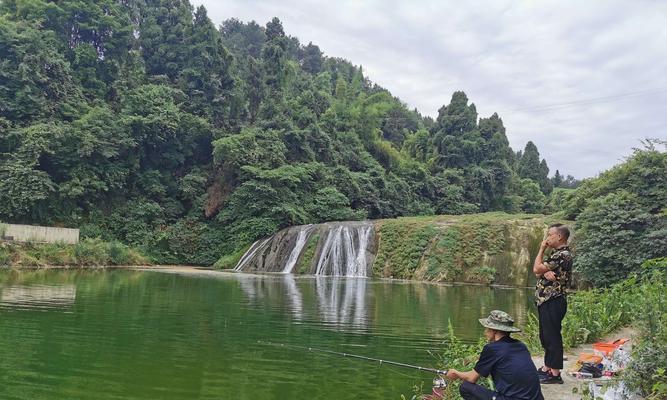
[544,271,557,281]
[444,368,480,383]
[445,369,459,380]
[541,240,549,250]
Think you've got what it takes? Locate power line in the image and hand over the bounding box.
[497,86,667,114]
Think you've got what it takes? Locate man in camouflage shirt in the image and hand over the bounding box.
[532,223,573,384]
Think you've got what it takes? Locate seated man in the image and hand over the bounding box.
[444,310,544,400]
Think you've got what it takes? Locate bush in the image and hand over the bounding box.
[574,191,666,286]
[0,239,148,267]
[0,246,10,265]
[213,247,248,269]
[562,143,666,220]
[74,238,111,265]
[623,258,667,399]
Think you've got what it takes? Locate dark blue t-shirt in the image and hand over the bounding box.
[474,336,543,400]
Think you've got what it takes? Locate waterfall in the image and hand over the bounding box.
[314,224,373,277]
[234,237,272,272]
[232,221,376,277]
[282,225,313,273]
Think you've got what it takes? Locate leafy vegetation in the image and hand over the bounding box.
[0,0,563,265]
[0,238,148,267]
[560,143,667,286]
[623,258,667,399]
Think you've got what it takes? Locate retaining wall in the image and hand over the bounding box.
[1,224,80,244]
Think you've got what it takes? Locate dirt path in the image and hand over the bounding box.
[532,326,636,400]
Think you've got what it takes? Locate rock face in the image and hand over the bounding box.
[234,221,376,277]
[233,213,569,287]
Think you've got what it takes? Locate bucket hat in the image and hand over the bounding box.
[478,310,521,332]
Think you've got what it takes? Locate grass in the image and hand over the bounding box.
[213,246,249,269]
[0,238,149,267]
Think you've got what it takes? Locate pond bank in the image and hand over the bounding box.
[532,326,637,400]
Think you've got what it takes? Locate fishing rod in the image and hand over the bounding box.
[258,341,448,375]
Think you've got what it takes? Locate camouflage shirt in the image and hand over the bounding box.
[535,246,573,306]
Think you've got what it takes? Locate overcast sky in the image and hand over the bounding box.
[196,0,667,178]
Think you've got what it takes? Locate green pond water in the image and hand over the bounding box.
[0,269,536,399]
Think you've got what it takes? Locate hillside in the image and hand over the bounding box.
[1,0,558,264]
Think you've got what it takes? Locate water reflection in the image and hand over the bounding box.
[283,275,304,320]
[238,275,371,331]
[0,284,76,311]
[315,277,368,329]
[236,274,535,340]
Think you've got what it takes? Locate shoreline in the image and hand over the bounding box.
[0,264,538,289]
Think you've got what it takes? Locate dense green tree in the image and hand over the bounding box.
[552,169,563,187]
[220,18,265,59]
[139,0,193,80]
[301,42,323,74]
[178,5,233,124]
[562,142,666,219]
[517,141,552,194]
[0,16,84,122]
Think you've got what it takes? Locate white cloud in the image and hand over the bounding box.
[196,0,667,178]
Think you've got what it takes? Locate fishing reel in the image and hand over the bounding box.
[422,375,447,399]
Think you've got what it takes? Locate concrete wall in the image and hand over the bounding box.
[1,224,80,244]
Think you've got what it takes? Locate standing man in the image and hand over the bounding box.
[445,310,544,400]
[533,223,573,384]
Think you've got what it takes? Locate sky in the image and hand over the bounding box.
[196,0,667,179]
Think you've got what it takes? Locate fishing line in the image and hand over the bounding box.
[257,340,447,375]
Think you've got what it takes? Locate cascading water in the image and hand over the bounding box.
[234,237,272,272]
[232,221,376,277]
[314,224,373,277]
[282,225,313,273]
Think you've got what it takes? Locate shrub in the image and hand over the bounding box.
[108,241,132,265]
[0,246,10,265]
[623,258,667,399]
[574,191,666,286]
[213,247,249,269]
[73,238,111,265]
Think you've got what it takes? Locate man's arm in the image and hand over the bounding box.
[445,368,480,384]
[533,241,550,276]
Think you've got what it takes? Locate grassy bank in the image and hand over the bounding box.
[0,238,149,267]
[374,212,563,286]
[417,258,666,400]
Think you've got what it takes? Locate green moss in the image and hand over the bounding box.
[296,234,319,274]
[374,220,437,279]
[373,212,569,284]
